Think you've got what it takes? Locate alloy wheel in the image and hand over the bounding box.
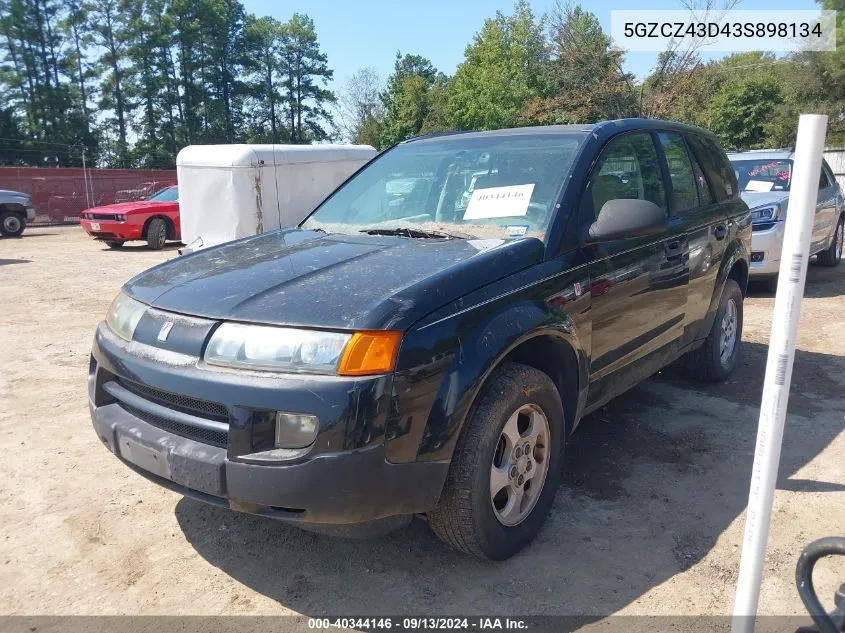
[720,298,738,366]
[490,404,551,527]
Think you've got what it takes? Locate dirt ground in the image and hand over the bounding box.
[0,226,843,618]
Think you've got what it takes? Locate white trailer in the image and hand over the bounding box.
[176,144,376,251]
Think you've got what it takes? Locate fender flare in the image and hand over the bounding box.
[391,299,588,463]
[703,237,748,331]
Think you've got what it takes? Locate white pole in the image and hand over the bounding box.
[731,114,828,633]
[81,147,91,208]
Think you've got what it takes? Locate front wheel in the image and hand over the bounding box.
[428,363,564,560]
[146,217,167,250]
[683,278,743,382]
[0,210,25,237]
[816,217,843,267]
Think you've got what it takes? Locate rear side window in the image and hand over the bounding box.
[689,147,715,204]
[686,134,738,202]
[588,132,667,220]
[657,131,698,214]
[819,161,833,190]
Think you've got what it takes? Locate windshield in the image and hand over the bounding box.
[731,159,792,192]
[147,186,178,202]
[302,134,583,241]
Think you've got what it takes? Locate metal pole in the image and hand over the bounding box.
[80,147,91,208]
[731,114,828,633]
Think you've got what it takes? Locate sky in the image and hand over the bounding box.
[242,0,822,95]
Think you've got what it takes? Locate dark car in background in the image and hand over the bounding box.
[0,189,36,237]
[89,119,750,559]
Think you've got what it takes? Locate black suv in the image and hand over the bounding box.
[89,119,751,559]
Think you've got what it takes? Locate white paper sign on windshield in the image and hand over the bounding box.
[745,179,775,192]
[463,184,535,220]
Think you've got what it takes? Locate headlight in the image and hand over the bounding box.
[106,292,147,341]
[750,204,782,223]
[204,323,401,375]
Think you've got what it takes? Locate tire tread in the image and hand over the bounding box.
[683,278,742,382]
[428,363,562,559]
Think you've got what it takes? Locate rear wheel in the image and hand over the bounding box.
[105,240,124,249]
[683,278,743,382]
[428,363,564,560]
[0,210,25,237]
[146,217,167,250]
[816,217,843,267]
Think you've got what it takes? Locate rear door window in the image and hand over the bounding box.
[819,161,833,190]
[689,148,715,205]
[656,131,698,214]
[686,134,738,202]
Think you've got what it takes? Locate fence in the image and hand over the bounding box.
[0,167,177,225]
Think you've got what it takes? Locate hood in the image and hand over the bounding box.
[84,200,177,214]
[0,189,31,200]
[739,191,789,211]
[124,229,545,331]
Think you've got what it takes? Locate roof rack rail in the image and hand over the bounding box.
[729,147,794,153]
[400,130,475,143]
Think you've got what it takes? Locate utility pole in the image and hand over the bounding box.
[80,146,91,208]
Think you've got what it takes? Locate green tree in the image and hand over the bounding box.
[708,80,782,150]
[379,52,443,146]
[523,3,635,124]
[279,13,334,143]
[242,14,287,142]
[799,0,845,144]
[445,0,549,130]
[337,66,384,146]
[89,0,130,165]
[59,0,95,139]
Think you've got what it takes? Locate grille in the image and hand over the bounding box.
[753,221,775,232]
[119,402,228,447]
[89,213,118,220]
[116,377,229,423]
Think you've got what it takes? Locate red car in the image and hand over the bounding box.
[79,186,180,250]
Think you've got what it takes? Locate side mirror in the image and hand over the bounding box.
[587,199,666,242]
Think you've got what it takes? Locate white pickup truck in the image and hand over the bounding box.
[0,189,36,237]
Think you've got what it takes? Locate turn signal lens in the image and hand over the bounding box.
[338,331,402,376]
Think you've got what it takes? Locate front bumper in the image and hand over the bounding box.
[80,218,142,241]
[89,323,448,529]
[25,206,35,220]
[749,221,785,277]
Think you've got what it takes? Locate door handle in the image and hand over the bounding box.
[714,224,727,240]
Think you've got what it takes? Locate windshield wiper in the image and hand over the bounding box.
[359,227,470,240]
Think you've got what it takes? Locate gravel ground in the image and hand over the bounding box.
[0,226,843,619]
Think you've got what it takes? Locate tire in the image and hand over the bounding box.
[816,217,843,267]
[105,240,124,249]
[683,278,743,382]
[146,217,167,250]
[428,362,565,560]
[0,210,25,237]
